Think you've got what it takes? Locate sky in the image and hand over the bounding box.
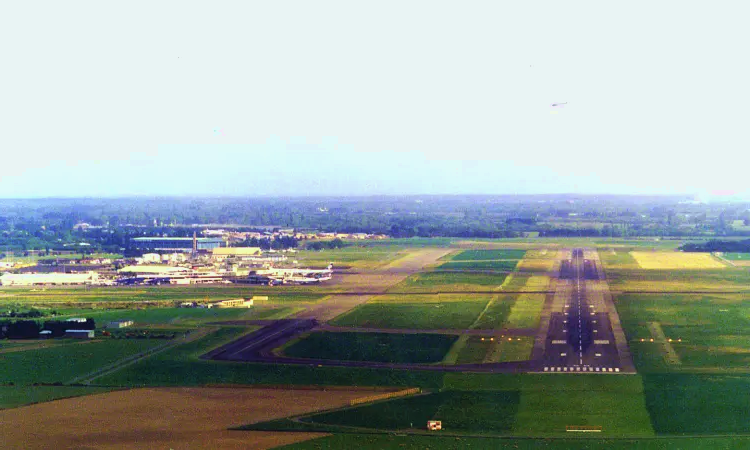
[1,1,749,198]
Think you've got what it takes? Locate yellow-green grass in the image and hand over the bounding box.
[606,269,750,292]
[599,250,640,270]
[296,247,410,269]
[505,294,545,328]
[390,271,507,293]
[630,251,726,269]
[484,336,534,362]
[438,260,519,271]
[0,286,327,306]
[472,294,514,329]
[330,297,490,330]
[75,306,294,327]
[450,249,526,261]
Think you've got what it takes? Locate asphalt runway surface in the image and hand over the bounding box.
[202,248,634,374]
[540,249,624,373]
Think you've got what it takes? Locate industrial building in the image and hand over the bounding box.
[66,329,94,339]
[131,237,224,252]
[211,247,262,261]
[107,320,134,328]
[0,272,100,286]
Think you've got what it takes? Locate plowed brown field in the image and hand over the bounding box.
[0,387,384,450]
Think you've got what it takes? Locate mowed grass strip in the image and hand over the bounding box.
[438,260,519,271]
[0,386,117,410]
[281,434,750,450]
[505,294,545,328]
[331,299,489,330]
[283,332,457,364]
[451,249,526,261]
[286,391,521,434]
[0,339,165,385]
[444,373,654,437]
[644,374,750,434]
[630,251,726,269]
[472,295,513,330]
[392,271,507,293]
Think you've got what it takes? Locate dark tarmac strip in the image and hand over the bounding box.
[536,249,630,374]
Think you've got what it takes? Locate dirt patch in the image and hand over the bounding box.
[0,386,383,450]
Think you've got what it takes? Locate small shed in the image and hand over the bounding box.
[107,320,134,329]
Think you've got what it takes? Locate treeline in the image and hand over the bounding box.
[304,238,348,251]
[0,318,95,339]
[680,239,750,253]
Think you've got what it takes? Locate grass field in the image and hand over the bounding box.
[293,390,520,433]
[282,434,750,450]
[606,268,750,292]
[630,252,725,269]
[450,249,526,261]
[0,339,165,384]
[283,332,457,364]
[391,271,507,293]
[615,293,750,372]
[505,294,545,328]
[0,286,327,305]
[438,260,519,271]
[644,374,750,434]
[455,336,533,363]
[444,373,654,437]
[720,252,750,261]
[77,306,266,326]
[297,246,410,269]
[0,385,116,410]
[331,297,489,330]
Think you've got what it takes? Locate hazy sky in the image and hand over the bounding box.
[2,1,749,198]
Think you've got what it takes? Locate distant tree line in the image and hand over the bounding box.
[680,239,750,253]
[304,238,348,251]
[0,318,95,339]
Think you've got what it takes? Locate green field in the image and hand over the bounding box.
[615,293,750,371]
[392,271,507,293]
[644,374,750,434]
[0,286,327,305]
[260,390,521,434]
[331,299,488,330]
[283,332,457,364]
[0,339,164,384]
[76,306,296,326]
[0,386,116,410]
[438,260,519,271]
[722,252,750,261]
[297,246,409,268]
[606,268,750,292]
[455,336,533,363]
[450,249,526,261]
[504,294,545,328]
[471,295,513,329]
[281,434,750,449]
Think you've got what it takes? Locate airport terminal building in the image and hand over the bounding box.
[132,237,224,252]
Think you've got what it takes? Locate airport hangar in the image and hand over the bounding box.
[131,237,224,252]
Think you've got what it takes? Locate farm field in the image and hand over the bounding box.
[282,332,457,364]
[330,295,490,330]
[630,251,725,269]
[0,387,388,450]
